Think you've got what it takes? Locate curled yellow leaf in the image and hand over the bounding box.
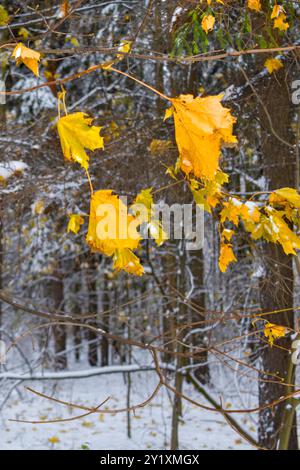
[201,14,215,34]
[273,13,289,31]
[113,248,144,276]
[264,58,283,74]
[247,0,261,12]
[218,243,237,273]
[67,214,84,234]
[264,322,286,347]
[12,42,41,76]
[271,5,285,19]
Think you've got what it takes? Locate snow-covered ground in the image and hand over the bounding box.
[0,370,254,450]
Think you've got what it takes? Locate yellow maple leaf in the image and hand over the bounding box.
[12,43,41,76]
[218,243,237,272]
[201,15,215,34]
[221,228,234,242]
[86,190,141,257]
[247,0,261,12]
[220,198,260,227]
[270,187,300,209]
[170,94,236,181]
[273,13,289,31]
[264,58,283,74]
[57,112,104,170]
[220,198,242,226]
[67,214,84,234]
[262,208,300,255]
[264,322,286,347]
[243,201,261,223]
[271,4,285,19]
[113,248,144,276]
[191,177,223,213]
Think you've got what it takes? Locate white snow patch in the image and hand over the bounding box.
[0,160,28,180]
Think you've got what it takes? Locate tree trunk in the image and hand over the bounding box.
[170,241,187,450]
[47,268,67,370]
[100,271,110,367]
[188,249,209,384]
[86,256,99,366]
[258,66,298,449]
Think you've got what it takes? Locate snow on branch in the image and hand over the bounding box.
[0,364,176,381]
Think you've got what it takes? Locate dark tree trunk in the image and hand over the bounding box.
[188,249,209,384]
[171,241,187,450]
[47,268,67,370]
[86,256,99,367]
[0,195,3,339]
[100,271,110,367]
[258,67,298,449]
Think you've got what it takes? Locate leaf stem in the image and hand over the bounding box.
[108,66,171,102]
[85,169,94,195]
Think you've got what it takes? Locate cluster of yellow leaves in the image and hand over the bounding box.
[264,322,287,347]
[271,5,289,31]
[235,188,300,257]
[56,104,169,275]
[247,1,289,31]
[161,85,300,275]
[12,43,41,76]
[220,198,261,226]
[86,190,144,276]
[217,186,300,271]
[189,171,228,213]
[165,94,237,181]
[249,211,299,255]
[187,174,300,273]
[270,187,300,210]
[264,58,283,74]
[57,112,104,170]
[217,198,260,271]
